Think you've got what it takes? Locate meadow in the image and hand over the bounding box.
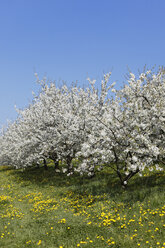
[0,163,165,248]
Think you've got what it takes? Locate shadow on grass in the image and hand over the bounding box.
[0,165,13,172]
[4,165,165,206]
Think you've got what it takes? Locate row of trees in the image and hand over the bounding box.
[0,68,165,186]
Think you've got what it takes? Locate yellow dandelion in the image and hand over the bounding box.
[37,240,42,245]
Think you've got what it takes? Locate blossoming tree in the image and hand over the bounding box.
[0,67,164,186]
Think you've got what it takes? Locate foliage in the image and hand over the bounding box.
[0,67,165,185]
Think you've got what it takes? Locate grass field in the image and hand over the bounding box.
[0,163,165,248]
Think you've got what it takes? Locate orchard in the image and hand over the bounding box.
[0,67,165,186]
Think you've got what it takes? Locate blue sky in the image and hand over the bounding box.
[0,0,165,127]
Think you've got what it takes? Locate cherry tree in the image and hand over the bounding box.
[76,68,165,186]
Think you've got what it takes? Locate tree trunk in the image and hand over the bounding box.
[123,168,140,183]
[66,157,72,174]
[43,158,48,170]
[49,153,59,170]
[54,160,59,170]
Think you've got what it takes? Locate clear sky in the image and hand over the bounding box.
[0,0,165,127]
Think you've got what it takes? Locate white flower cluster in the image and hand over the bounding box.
[0,67,164,185]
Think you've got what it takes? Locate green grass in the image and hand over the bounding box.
[0,164,165,248]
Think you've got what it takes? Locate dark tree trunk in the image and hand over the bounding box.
[123,168,140,183]
[43,158,48,170]
[49,153,59,170]
[54,160,59,170]
[120,168,140,188]
[66,157,72,173]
